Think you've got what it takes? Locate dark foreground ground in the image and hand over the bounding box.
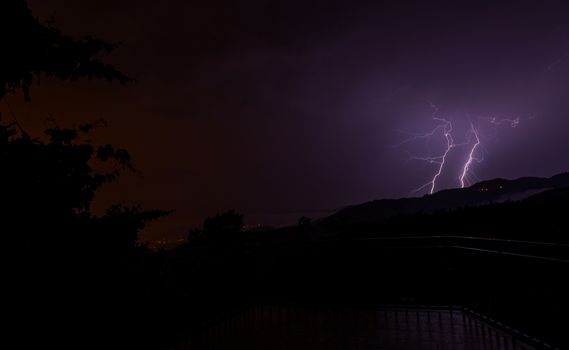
[177,305,544,350]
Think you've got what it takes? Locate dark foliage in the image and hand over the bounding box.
[0,122,168,249]
[1,122,172,349]
[0,3,164,346]
[0,0,129,100]
[203,210,244,239]
[188,210,244,244]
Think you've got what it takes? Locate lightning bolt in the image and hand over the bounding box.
[406,101,472,194]
[397,102,524,195]
[547,53,569,72]
[459,123,481,188]
[394,101,444,148]
[409,118,456,194]
[489,116,520,128]
[546,26,569,73]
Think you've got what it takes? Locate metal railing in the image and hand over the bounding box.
[179,304,557,350]
[176,235,568,349]
[352,235,569,263]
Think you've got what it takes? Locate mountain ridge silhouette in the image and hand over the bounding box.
[322,172,569,225]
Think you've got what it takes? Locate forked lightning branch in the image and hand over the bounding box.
[397,102,521,194]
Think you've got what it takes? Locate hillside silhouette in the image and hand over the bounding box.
[322,172,569,228]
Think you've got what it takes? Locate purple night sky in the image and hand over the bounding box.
[7,0,569,242]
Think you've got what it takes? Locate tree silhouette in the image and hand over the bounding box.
[0,4,173,348]
[204,210,244,239]
[1,122,169,249]
[0,0,157,255]
[188,210,245,245]
[0,0,129,101]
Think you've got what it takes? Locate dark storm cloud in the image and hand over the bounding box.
[16,0,569,241]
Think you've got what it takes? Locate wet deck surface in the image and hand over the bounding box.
[180,306,538,350]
